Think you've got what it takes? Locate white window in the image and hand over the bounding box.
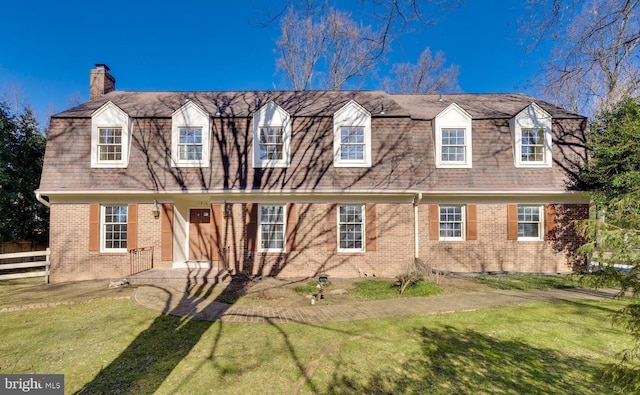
[259,205,286,251]
[102,205,127,252]
[521,128,546,163]
[338,205,365,251]
[91,101,131,168]
[178,127,203,161]
[434,103,472,168]
[439,205,465,241]
[441,128,466,162]
[511,103,552,168]
[340,126,365,161]
[98,127,122,161]
[333,101,371,167]
[518,205,543,240]
[171,101,210,167]
[253,101,291,168]
[259,127,284,161]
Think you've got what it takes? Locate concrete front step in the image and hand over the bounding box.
[129,268,230,285]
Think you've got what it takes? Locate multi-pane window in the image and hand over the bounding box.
[103,205,127,250]
[518,205,542,239]
[441,128,465,162]
[340,127,365,161]
[521,128,546,163]
[339,205,364,250]
[259,127,284,161]
[98,128,122,161]
[439,205,464,240]
[178,127,203,161]
[260,205,285,250]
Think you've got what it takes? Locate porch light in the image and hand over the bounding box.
[151,200,160,219]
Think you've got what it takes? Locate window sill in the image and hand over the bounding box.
[515,162,552,168]
[435,162,472,169]
[333,161,371,168]
[91,161,128,169]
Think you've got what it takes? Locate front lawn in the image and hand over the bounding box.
[0,296,631,394]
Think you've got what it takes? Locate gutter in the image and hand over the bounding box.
[413,192,423,260]
[35,191,51,208]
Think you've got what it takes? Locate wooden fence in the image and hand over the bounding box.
[0,248,51,283]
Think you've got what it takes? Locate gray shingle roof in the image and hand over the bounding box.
[54,91,584,120]
[390,93,584,120]
[54,90,409,118]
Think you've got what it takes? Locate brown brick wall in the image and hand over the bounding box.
[49,202,416,281]
[419,203,588,273]
[212,203,415,278]
[48,201,588,282]
[49,203,165,282]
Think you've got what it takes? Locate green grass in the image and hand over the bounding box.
[0,297,631,394]
[472,273,583,290]
[352,279,443,299]
[293,280,330,294]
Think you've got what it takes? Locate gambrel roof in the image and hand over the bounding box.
[40,90,587,196]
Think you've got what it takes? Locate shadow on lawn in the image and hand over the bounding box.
[325,325,613,395]
[75,271,236,395]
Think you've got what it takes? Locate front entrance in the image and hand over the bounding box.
[189,208,217,261]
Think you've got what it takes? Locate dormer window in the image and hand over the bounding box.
[340,126,365,161]
[510,103,552,168]
[98,127,122,161]
[91,101,131,168]
[333,101,371,167]
[434,103,472,168]
[178,127,203,161]
[253,101,291,168]
[521,128,546,163]
[171,101,210,167]
[259,127,284,161]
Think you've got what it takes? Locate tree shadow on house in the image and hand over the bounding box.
[324,324,615,394]
[74,90,419,394]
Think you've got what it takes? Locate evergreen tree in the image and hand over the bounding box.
[0,101,48,244]
[577,96,640,393]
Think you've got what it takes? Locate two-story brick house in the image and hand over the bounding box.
[37,65,589,282]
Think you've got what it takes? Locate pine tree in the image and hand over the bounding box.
[577,96,640,393]
[0,101,48,243]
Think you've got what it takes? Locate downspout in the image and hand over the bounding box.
[413,192,423,260]
[35,191,50,208]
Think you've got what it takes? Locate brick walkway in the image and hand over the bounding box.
[132,282,619,323]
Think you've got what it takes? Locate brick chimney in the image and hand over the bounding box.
[90,64,116,99]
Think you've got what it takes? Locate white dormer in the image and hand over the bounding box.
[91,101,132,168]
[171,101,211,168]
[253,101,291,168]
[333,100,372,167]
[510,102,552,168]
[434,103,472,168]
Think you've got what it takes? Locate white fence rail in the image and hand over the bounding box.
[0,248,50,283]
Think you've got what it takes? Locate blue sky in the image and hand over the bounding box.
[0,0,545,126]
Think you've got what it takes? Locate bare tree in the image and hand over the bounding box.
[276,7,326,90]
[383,47,459,93]
[273,1,464,90]
[521,0,640,116]
[276,7,382,90]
